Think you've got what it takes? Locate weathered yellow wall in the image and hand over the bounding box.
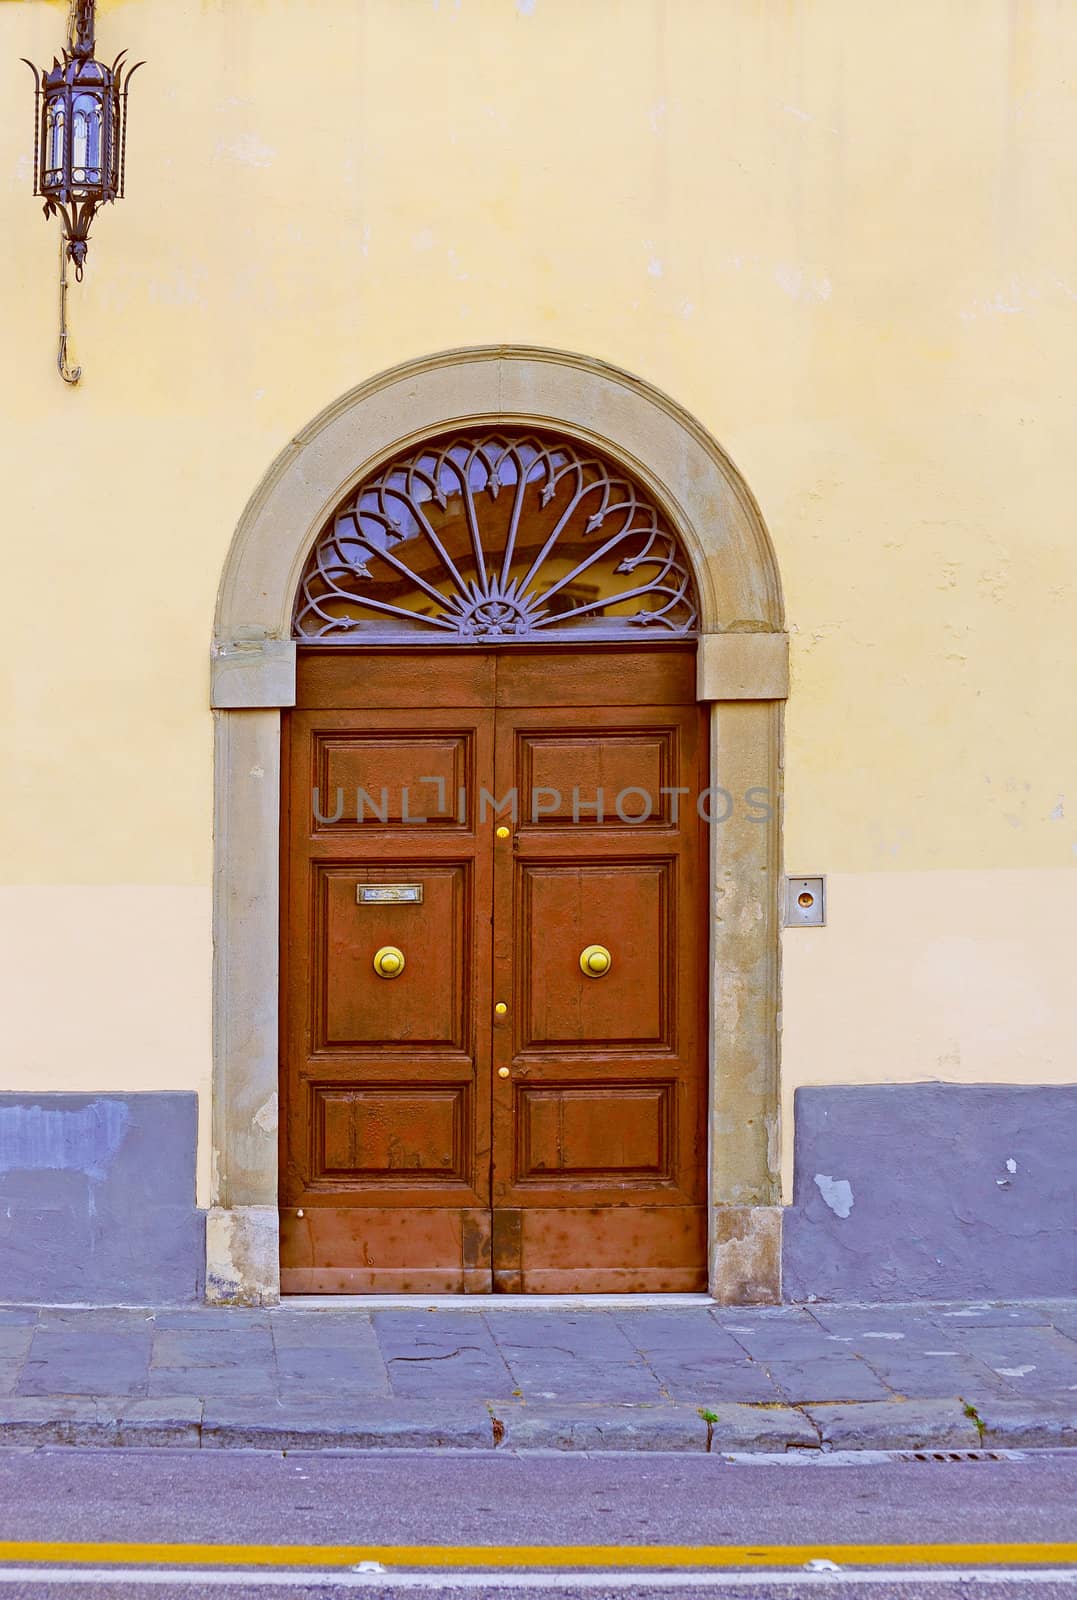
[2,0,1075,1204]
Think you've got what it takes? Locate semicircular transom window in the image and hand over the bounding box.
[293,430,699,643]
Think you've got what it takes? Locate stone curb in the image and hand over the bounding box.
[0,1395,1072,1452]
[489,1402,818,1453]
[802,1398,981,1451]
[0,1398,202,1449]
[979,1400,1077,1450]
[200,1399,492,1452]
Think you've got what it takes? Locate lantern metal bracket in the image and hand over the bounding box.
[57,234,81,386]
[69,1,96,58]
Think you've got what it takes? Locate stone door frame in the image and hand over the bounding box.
[208,345,788,1305]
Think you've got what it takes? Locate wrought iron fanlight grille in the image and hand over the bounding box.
[293,431,699,643]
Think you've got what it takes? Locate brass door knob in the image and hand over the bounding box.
[497,1067,510,1078]
[579,944,612,978]
[494,1002,508,1016]
[373,945,405,979]
[496,825,511,840]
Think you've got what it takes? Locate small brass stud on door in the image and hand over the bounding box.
[498,1067,510,1078]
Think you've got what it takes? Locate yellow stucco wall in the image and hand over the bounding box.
[2,0,1075,1205]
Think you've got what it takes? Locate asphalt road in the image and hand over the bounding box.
[0,1447,1074,1599]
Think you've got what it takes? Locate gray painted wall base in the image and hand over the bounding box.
[783,1083,1077,1302]
[0,1093,204,1305]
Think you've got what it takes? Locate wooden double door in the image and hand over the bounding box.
[280,646,708,1293]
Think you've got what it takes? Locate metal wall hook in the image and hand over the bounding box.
[57,234,82,385]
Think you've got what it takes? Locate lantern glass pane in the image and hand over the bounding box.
[46,101,65,186]
[72,93,102,184]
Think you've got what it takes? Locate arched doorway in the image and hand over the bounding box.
[280,431,709,1292]
[209,348,787,1304]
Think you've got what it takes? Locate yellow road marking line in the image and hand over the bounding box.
[0,1543,1074,1570]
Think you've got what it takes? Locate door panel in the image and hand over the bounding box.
[516,861,671,1048]
[515,731,675,827]
[311,730,473,831]
[317,863,471,1048]
[312,1083,472,1182]
[281,646,707,1294]
[514,1082,675,1181]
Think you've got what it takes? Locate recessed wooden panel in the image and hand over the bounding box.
[314,863,470,1049]
[516,860,672,1048]
[516,1083,673,1184]
[310,730,472,832]
[515,730,676,827]
[313,1084,470,1184]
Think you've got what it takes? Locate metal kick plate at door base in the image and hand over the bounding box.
[357,884,423,905]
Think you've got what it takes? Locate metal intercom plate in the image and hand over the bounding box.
[785,876,825,927]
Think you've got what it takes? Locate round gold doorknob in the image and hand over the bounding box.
[496,825,511,840]
[580,944,612,978]
[373,945,405,979]
[498,1067,511,1078]
[494,1002,508,1016]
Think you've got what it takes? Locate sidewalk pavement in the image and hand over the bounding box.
[1,1297,1076,1454]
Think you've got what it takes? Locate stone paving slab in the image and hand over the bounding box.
[644,1358,781,1404]
[372,1310,514,1400]
[0,1297,1073,1452]
[19,1329,152,1397]
[847,1350,1014,1401]
[760,1356,893,1403]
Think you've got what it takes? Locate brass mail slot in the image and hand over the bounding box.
[357,884,423,905]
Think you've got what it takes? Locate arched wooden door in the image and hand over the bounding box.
[278,434,709,1293]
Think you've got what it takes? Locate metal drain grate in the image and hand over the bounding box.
[898,1449,1010,1463]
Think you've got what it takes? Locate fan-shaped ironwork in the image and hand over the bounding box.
[293,431,698,643]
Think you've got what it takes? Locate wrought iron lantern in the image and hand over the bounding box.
[23,1,141,383]
[24,0,141,281]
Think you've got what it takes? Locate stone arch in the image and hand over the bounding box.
[209,346,788,1305]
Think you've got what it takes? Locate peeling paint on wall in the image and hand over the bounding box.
[252,1092,278,1136]
[0,1100,129,1182]
[813,1173,854,1218]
